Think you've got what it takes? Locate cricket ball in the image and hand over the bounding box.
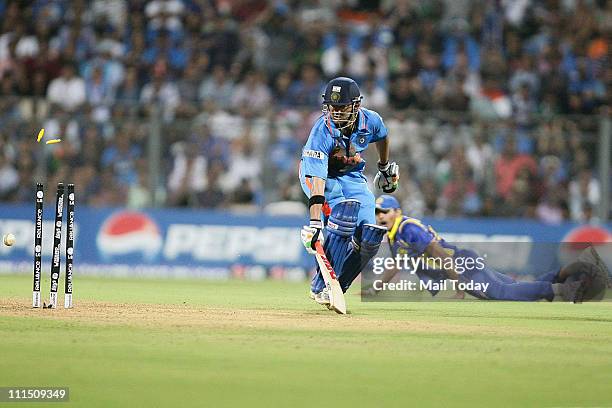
[3,233,15,246]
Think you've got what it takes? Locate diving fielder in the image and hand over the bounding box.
[368,195,608,303]
[299,77,399,305]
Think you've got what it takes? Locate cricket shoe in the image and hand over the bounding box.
[573,247,609,300]
[578,246,610,276]
[560,277,588,303]
[309,288,331,307]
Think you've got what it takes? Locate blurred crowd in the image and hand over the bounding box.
[0,0,609,223]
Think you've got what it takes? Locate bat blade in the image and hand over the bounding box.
[314,242,347,314]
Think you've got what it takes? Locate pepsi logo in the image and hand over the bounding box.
[97,211,162,260]
[562,225,611,250]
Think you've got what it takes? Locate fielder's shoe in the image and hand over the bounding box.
[309,288,331,306]
[578,246,610,275]
[560,277,588,303]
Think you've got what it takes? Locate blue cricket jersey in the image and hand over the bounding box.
[300,108,388,180]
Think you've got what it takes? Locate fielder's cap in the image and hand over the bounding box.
[375,195,400,211]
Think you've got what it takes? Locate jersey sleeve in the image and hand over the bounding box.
[396,219,436,257]
[368,110,388,143]
[301,119,332,180]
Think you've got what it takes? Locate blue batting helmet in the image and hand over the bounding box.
[322,77,362,105]
[322,77,362,131]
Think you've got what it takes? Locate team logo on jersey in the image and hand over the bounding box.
[331,92,341,102]
[332,86,341,92]
[303,149,324,160]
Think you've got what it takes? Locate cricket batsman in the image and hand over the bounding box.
[299,77,399,305]
[367,195,608,303]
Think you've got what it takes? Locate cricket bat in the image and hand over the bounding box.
[314,241,347,314]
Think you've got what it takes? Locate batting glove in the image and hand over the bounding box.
[301,220,324,255]
[374,161,399,193]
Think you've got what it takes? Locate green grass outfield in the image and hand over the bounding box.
[1,274,612,408]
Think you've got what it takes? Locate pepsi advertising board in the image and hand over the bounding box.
[0,203,610,279]
[0,205,307,279]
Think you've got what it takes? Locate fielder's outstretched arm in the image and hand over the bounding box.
[425,241,460,281]
[372,241,459,285]
[379,264,400,286]
[363,264,399,295]
[365,240,458,295]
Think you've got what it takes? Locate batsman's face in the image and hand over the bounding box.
[330,104,352,116]
[375,209,400,229]
[328,104,355,128]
